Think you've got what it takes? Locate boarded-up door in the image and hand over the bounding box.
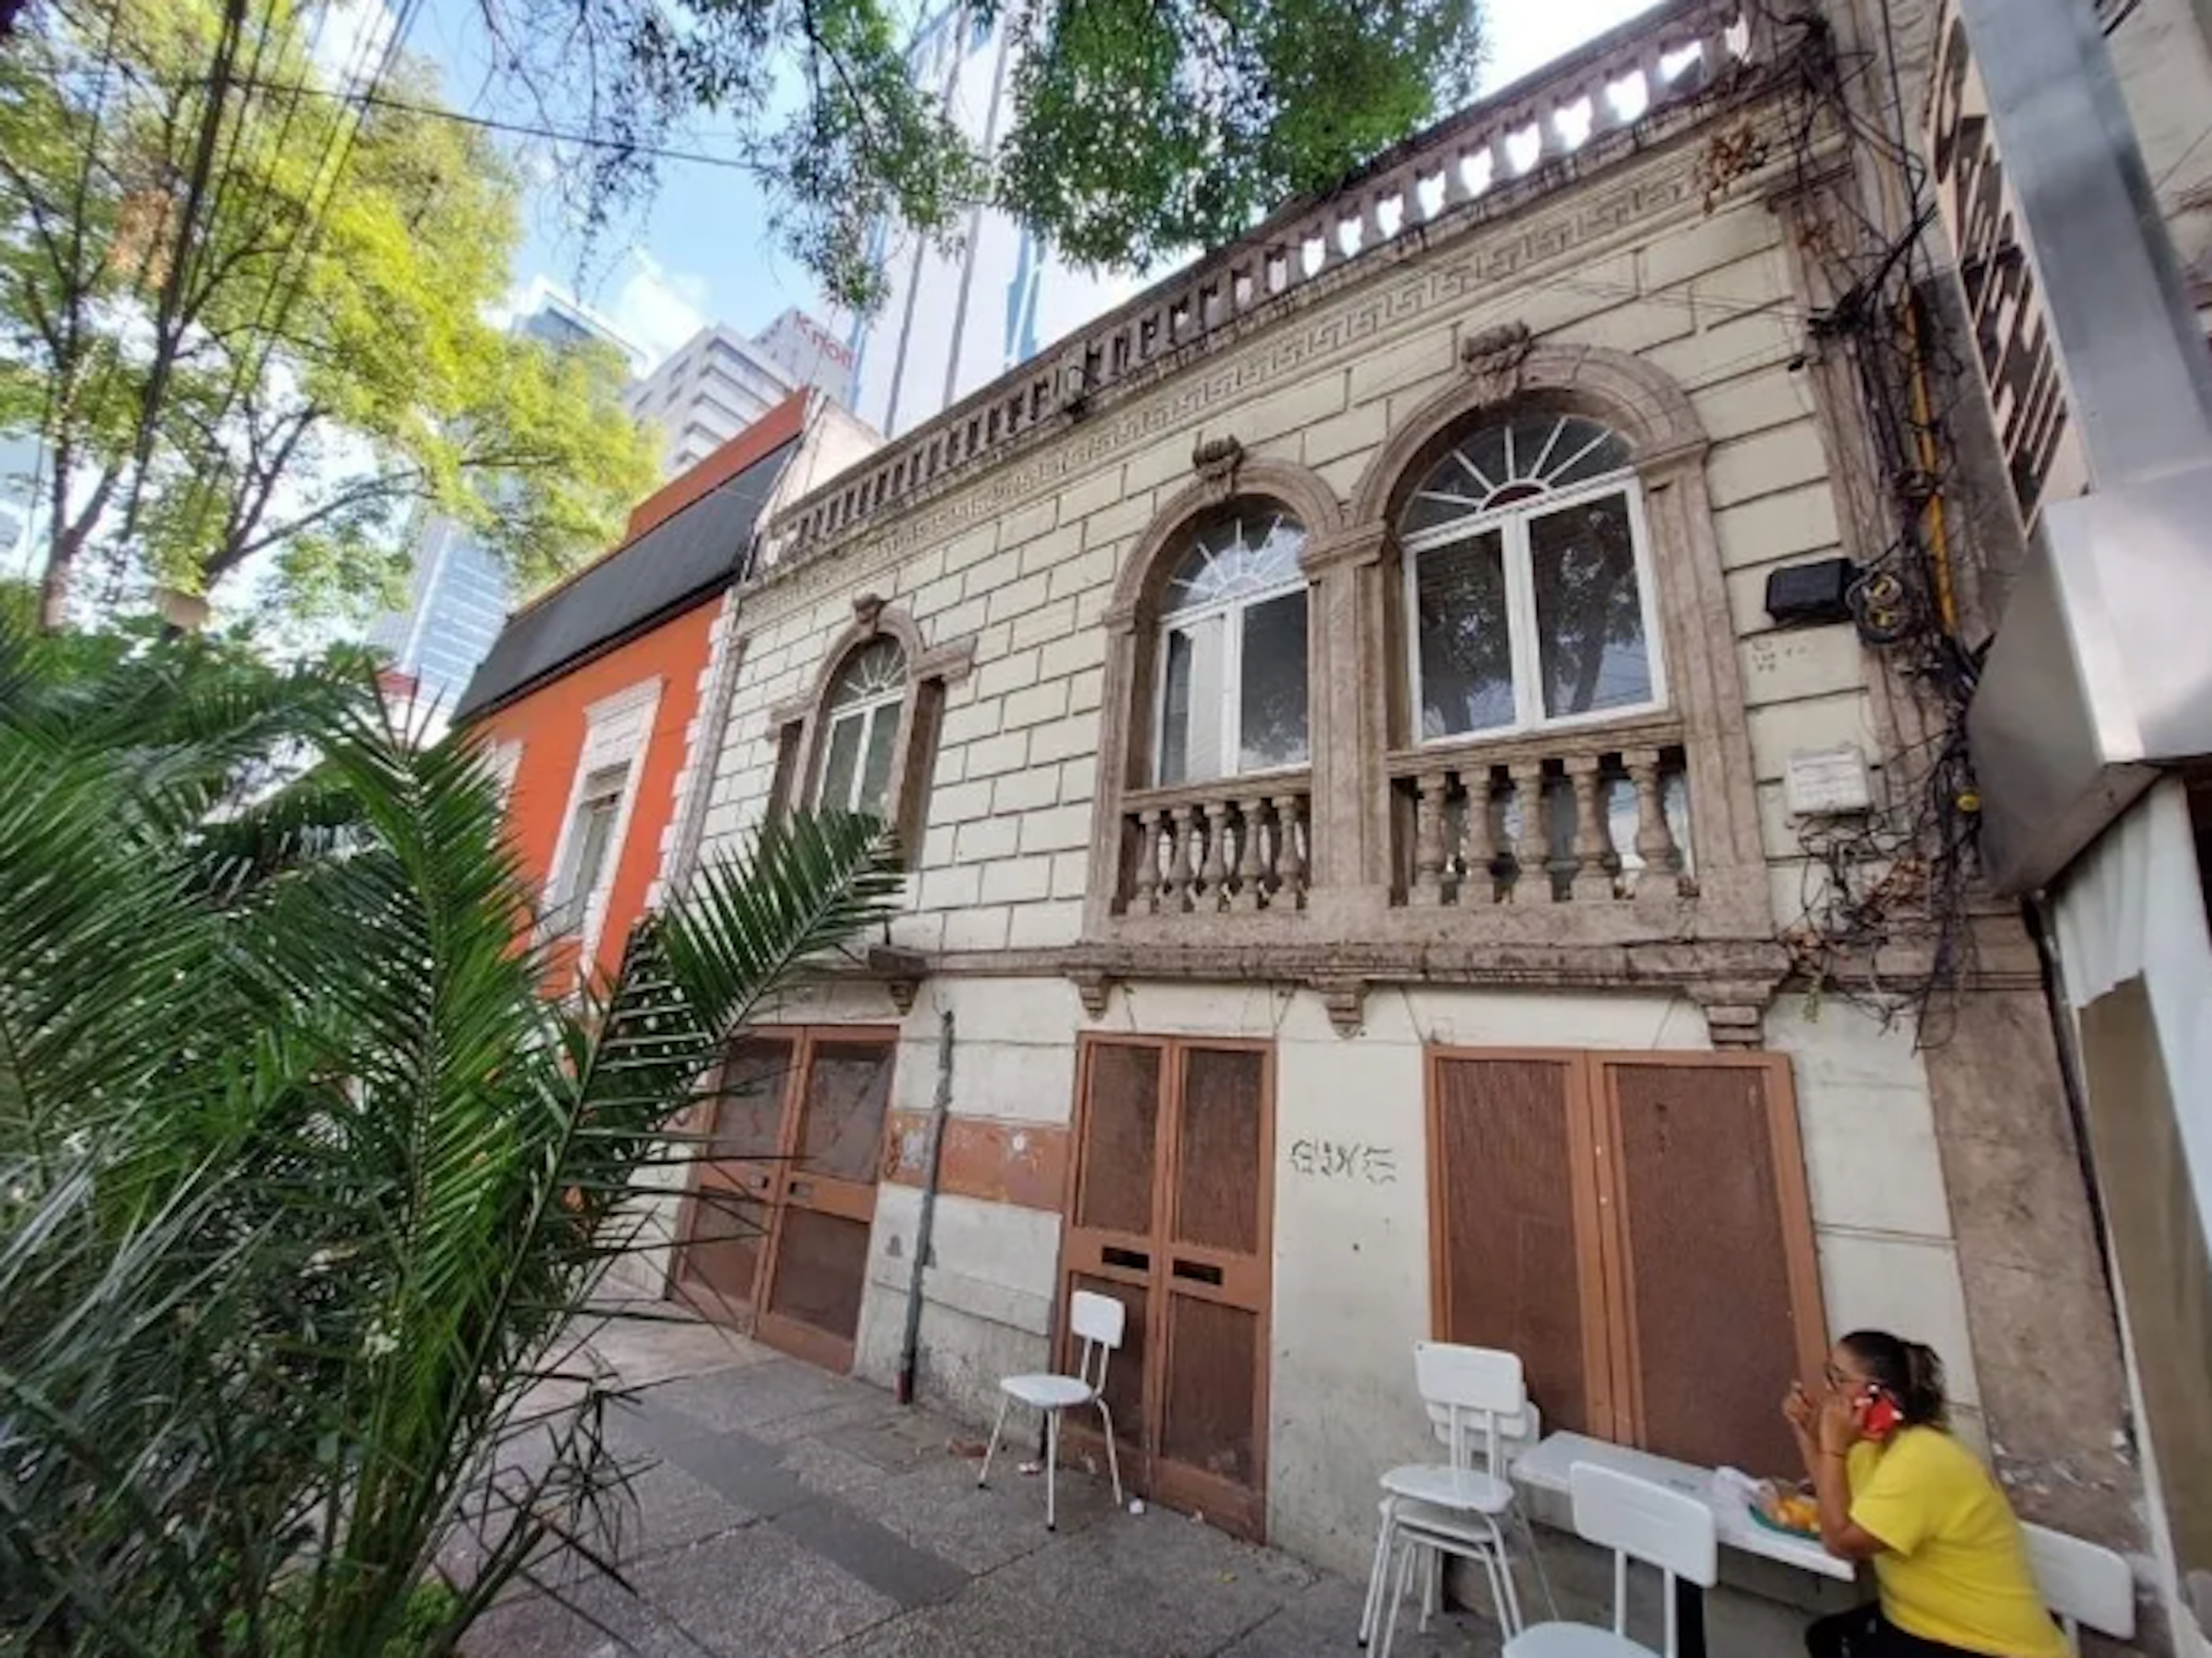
[1428,1048,1823,1476]
[672,1027,896,1373]
[1060,1035,1274,1539]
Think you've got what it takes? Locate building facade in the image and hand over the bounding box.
[628,319,855,476]
[622,0,2197,1646]
[840,3,1130,438]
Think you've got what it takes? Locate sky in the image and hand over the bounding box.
[402,0,1666,373]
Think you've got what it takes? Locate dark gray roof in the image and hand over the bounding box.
[455,439,796,721]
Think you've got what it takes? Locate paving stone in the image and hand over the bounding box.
[813,1591,1048,1657]
[619,1458,758,1560]
[781,1435,907,1501]
[744,1392,911,1449]
[774,1494,971,1609]
[866,1450,1114,1575]
[1213,1573,1504,1658]
[461,1577,709,1658]
[627,1526,899,1657]
[964,1511,1319,1657]
[650,1359,846,1434]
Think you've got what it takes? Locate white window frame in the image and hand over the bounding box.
[1402,466,1668,746]
[1152,563,1309,787]
[812,646,907,815]
[540,677,662,966]
[480,738,524,810]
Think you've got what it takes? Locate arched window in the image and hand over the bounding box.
[815,636,906,815]
[1155,507,1309,784]
[1400,411,1663,742]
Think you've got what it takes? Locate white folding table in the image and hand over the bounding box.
[1512,1431,1855,1657]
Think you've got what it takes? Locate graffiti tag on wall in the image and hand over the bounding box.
[1286,1138,1399,1184]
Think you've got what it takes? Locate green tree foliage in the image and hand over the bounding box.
[0,622,902,1655]
[0,0,658,630]
[468,0,1484,310]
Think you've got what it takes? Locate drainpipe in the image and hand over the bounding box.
[896,1006,954,1405]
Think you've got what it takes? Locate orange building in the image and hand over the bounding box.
[456,392,840,993]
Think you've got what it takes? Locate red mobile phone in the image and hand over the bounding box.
[1861,1388,1903,1441]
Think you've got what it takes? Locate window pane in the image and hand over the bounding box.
[1164,510,1305,615]
[830,638,906,708]
[1416,529,1514,738]
[819,711,863,809]
[1238,590,1308,772]
[856,702,900,815]
[1158,616,1224,784]
[1531,492,1650,719]
[567,794,622,918]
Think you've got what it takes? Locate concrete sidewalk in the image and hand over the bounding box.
[460,1319,1508,1657]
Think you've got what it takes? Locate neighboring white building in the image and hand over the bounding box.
[754,308,857,403]
[841,2,1131,438]
[628,317,855,476]
[369,292,637,717]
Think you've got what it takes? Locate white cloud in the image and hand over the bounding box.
[606,251,712,371]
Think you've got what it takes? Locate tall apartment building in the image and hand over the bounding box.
[627,313,856,475]
[840,4,1130,437]
[369,290,635,717]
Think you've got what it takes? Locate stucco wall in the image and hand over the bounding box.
[468,597,719,992]
[708,972,1972,1584]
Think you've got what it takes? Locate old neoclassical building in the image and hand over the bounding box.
[592,0,2199,1638]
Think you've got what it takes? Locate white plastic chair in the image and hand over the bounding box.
[1361,1342,1538,1653]
[976,1288,1125,1531]
[1505,1462,1718,1658]
[2022,1522,2136,1651]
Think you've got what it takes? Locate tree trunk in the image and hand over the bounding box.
[41,460,118,632]
[37,552,73,632]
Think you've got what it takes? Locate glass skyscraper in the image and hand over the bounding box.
[367,294,634,716]
[842,4,1137,438]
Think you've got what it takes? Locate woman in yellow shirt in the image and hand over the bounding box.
[1782,1330,2069,1658]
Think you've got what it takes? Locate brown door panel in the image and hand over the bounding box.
[1060,1035,1273,1541]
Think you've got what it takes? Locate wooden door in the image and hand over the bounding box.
[755,1032,896,1372]
[1061,1035,1274,1539]
[671,1029,895,1374]
[672,1034,796,1325]
[1426,1047,1825,1476]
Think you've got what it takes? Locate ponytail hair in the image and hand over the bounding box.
[1841,1330,1949,1429]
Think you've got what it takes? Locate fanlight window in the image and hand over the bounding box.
[1156,507,1309,785]
[816,638,906,815]
[1400,413,1662,741]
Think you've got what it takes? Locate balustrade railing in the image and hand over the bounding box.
[763,0,1762,566]
[1390,733,1694,906]
[1119,778,1312,917]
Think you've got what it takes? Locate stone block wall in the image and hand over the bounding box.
[650,78,2142,1605]
[692,133,1879,956]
